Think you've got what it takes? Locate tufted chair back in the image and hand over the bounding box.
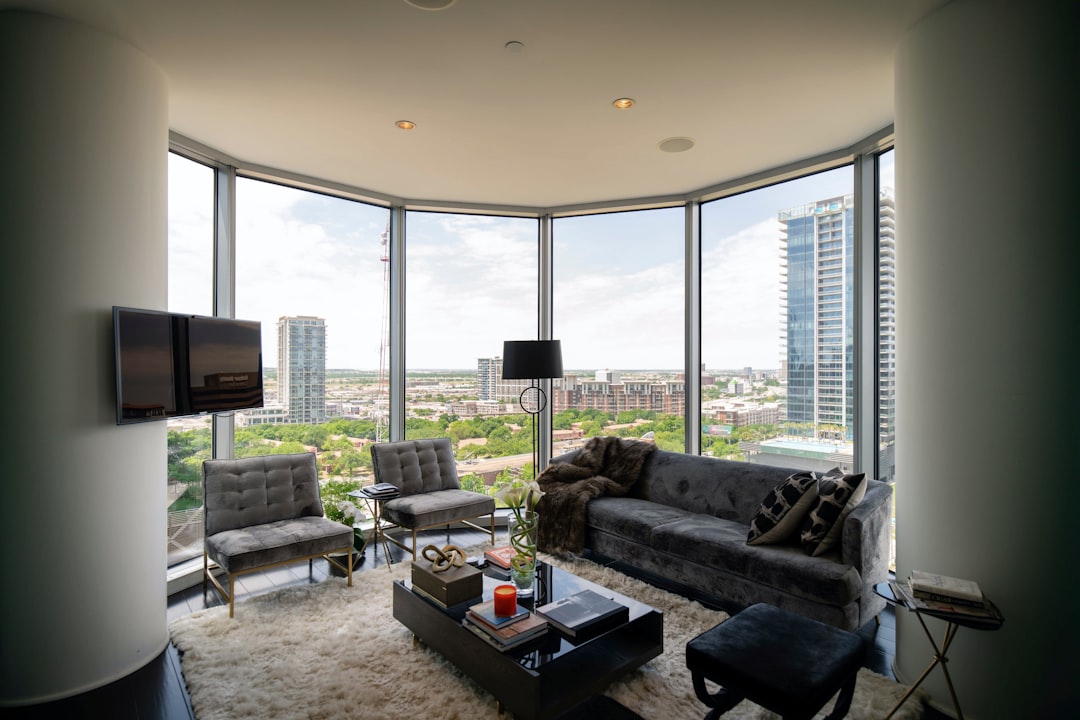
[203,452,324,537]
[369,438,460,497]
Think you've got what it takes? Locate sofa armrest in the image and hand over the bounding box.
[842,480,891,575]
[842,479,893,623]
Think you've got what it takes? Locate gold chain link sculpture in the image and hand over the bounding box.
[420,543,467,573]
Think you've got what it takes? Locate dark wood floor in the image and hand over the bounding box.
[7,527,944,719]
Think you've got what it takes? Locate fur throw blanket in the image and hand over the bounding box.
[535,436,657,554]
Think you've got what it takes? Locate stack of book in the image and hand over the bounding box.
[361,482,399,499]
[890,570,1001,620]
[482,546,514,580]
[535,589,629,640]
[462,599,549,651]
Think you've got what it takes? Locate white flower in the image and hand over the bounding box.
[494,479,544,509]
[336,500,367,525]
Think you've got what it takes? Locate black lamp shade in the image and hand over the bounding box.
[502,340,563,380]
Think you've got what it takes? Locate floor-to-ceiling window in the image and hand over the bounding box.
[166,152,214,566]
[552,208,685,452]
[404,211,538,493]
[234,177,390,520]
[167,135,895,569]
[700,166,854,471]
[877,148,897,568]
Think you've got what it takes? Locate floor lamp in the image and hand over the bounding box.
[501,340,563,481]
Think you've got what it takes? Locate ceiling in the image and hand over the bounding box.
[4,0,947,210]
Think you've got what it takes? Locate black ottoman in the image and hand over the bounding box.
[685,603,865,720]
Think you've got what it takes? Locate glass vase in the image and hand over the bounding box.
[508,509,538,597]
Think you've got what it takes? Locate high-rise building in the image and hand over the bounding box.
[779,191,897,452]
[477,357,501,401]
[780,195,855,438]
[277,315,327,424]
[877,189,897,480]
[476,356,530,403]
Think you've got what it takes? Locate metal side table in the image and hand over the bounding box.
[874,581,1004,720]
[348,486,400,570]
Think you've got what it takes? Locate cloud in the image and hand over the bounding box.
[170,165,833,372]
[701,217,784,369]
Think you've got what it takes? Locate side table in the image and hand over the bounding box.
[874,581,1004,720]
[348,487,400,570]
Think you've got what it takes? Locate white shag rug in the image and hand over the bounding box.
[170,551,926,720]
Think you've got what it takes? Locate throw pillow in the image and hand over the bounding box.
[800,468,867,557]
[746,471,819,546]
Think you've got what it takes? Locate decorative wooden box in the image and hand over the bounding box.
[411,561,483,607]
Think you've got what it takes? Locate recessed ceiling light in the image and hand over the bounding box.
[403,0,457,10]
[658,137,695,153]
[395,120,416,130]
[504,40,525,53]
[612,98,634,109]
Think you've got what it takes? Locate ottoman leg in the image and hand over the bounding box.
[691,671,744,720]
[821,671,858,720]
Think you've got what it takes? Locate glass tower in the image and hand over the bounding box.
[277,315,327,424]
[779,196,855,439]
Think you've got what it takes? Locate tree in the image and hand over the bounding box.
[458,473,487,495]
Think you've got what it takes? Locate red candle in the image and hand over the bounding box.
[493,584,517,616]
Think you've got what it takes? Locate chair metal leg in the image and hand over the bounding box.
[228,575,235,618]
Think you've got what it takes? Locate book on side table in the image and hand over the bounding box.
[889,579,1002,621]
[908,570,985,607]
[361,483,400,498]
[535,588,629,640]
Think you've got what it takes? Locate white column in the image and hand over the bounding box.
[0,10,169,705]
[894,1,1075,717]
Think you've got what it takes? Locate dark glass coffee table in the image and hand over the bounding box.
[392,561,663,719]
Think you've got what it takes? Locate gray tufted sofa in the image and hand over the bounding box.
[554,446,892,631]
[203,452,354,617]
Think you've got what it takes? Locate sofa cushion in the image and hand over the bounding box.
[651,514,861,606]
[586,496,693,545]
[746,471,819,546]
[800,469,867,557]
[381,488,495,529]
[206,516,353,573]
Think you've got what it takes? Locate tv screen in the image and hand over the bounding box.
[113,307,263,425]
[186,315,264,413]
[114,307,181,423]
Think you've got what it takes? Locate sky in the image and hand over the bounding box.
[169,153,889,372]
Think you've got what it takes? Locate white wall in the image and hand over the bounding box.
[894,1,1077,717]
[0,10,170,705]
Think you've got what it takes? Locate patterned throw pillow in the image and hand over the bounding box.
[800,468,867,557]
[746,471,819,546]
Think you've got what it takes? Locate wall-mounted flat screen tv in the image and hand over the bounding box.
[113,306,263,425]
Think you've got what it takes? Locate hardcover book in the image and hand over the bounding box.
[463,612,548,650]
[483,546,515,569]
[361,483,399,498]
[891,580,1002,621]
[909,570,984,605]
[467,599,530,630]
[535,589,628,639]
